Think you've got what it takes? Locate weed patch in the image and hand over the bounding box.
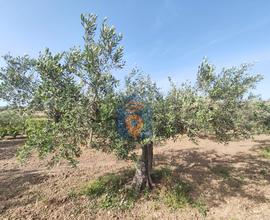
[261,146,270,159]
[80,169,137,210]
[163,181,192,209]
[76,166,208,216]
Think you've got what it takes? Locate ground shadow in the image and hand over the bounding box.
[0,138,25,160]
[0,138,48,215]
[0,168,49,214]
[251,138,270,153]
[154,142,270,208]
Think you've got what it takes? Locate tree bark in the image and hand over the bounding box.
[132,141,154,191]
[51,110,62,123]
[87,129,93,147]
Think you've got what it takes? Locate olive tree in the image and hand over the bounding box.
[120,69,161,190]
[0,14,264,191]
[16,14,126,165]
[196,59,263,141]
[0,54,38,108]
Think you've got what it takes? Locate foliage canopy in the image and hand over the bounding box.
[0,14,267,166]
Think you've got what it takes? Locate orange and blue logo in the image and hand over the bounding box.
[117,95,152,140]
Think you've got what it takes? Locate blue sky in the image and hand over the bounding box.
[1,0,270,106]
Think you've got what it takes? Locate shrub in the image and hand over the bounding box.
[262,146,270,159]
[0,110,26,138]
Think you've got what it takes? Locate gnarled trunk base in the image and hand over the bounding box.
[132,142,153,191]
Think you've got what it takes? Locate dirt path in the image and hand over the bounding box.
[0,135,270,219]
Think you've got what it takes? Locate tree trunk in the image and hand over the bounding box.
[52,110,62,123]
[87,129,93,147]
[132,141,154,191]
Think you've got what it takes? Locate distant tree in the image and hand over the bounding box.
[245,99,270,133]
[196,59,263,141]
[0,54,38,108]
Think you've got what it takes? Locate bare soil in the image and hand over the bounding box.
[0,135,270,220]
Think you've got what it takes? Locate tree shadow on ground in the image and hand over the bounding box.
[0,168,49,214]
[154,141,270,208]
[0,138,25,160]
[251,138,270,153]
[0,137,47,215]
